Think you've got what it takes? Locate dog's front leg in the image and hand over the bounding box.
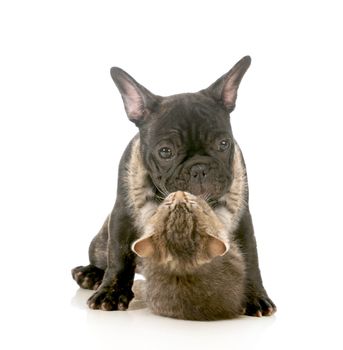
[236,210,277,316]
[87,201,137,311]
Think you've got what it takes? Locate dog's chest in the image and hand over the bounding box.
[124,137,158,232]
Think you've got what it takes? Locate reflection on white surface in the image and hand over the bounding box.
[70,286,277,350]
[1,249,334,350]
[2,270,339,350]
[8,271,333,350]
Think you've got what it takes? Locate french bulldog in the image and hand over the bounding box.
[72,56,276,316]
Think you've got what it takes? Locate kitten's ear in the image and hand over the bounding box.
[202,56,251,112]
[132,237,154,258]
[110,67,161,126]
[207,237,229,258]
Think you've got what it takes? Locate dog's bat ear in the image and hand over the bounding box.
[110,67,161,125]
[203,56,251,112]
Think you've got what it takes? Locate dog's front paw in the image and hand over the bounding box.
[245,293,277,317]
[87,285,134,311]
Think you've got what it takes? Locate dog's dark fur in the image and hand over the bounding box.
[132,191,246,320]
[72,56,276,316]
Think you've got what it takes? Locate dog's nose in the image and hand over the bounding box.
[190,164,208,180]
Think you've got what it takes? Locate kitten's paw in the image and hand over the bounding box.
[245,294,276,317]
[87,286,134,311]
[71,265,104,290]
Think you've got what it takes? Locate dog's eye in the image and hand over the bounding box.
[218,140,230,152]
[159,147,173,159]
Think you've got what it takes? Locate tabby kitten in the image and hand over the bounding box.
[132,191,246,321]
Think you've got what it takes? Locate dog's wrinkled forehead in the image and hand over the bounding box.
[144,93,232,147]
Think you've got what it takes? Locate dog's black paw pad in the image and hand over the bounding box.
[245,295,277,317]
[71,265,104,290]
[87,286,134,311]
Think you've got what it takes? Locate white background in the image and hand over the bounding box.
[1,1,342,349]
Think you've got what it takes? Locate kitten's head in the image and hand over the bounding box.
[132,191,229,271]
